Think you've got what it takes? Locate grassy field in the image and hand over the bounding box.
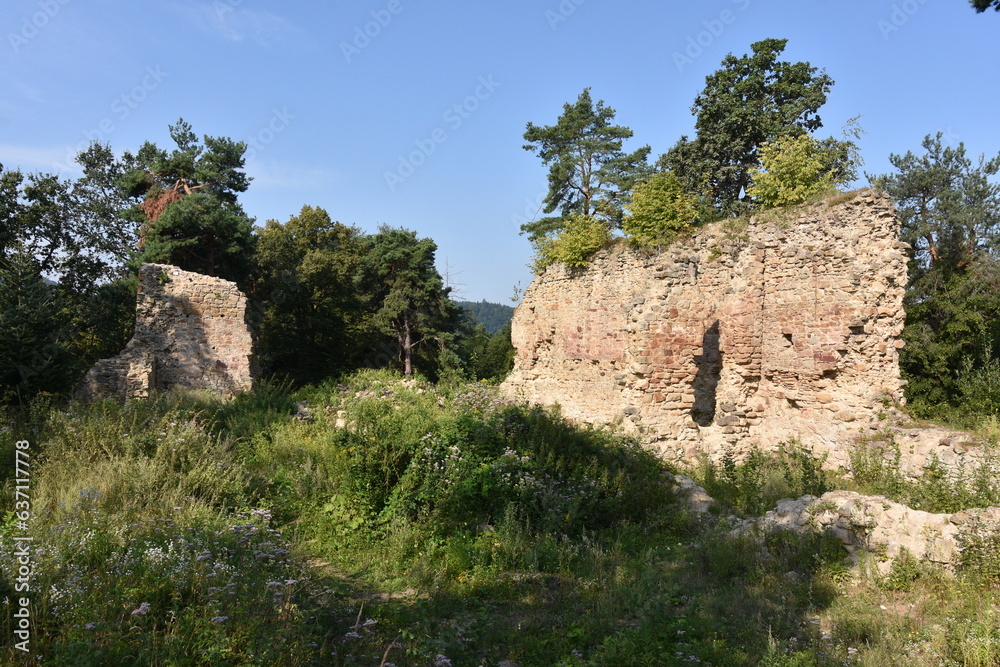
[2,371,1000,666]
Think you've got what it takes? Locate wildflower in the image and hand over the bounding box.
[284,579,297,586]
[196,551,213,562]
[266,581,283,589]
[210,616,229,624]
[131,602,151,616]
[84,622,96,630]
[345,631,362,639]
[362,618,378,627]
[434,655,453,667]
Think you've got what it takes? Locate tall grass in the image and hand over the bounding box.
[3,371,1000,665]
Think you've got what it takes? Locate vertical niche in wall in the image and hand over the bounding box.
[691,320,722,427]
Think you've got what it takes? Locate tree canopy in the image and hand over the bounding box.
[130,119,255,286]
[255,206,369,383]
[872,133,1000,417]
[355,226,460,377]
[521,88,651,244]
[660,38,834,216]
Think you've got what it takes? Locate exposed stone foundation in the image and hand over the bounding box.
[78,264,255,399]
[503,190,911,467]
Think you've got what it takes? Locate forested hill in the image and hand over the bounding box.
[457,300,514,333]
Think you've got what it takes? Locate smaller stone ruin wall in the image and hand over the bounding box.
[78,264,255,399]
[503,190,910,468]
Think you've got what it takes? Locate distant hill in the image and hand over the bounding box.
[457,300,514,334]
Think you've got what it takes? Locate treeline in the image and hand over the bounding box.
[456,300,514,334]
[518,38,1000,424]
[0,120,512,404]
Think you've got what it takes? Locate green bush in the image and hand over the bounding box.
[696,443,829,516]
[622,171,700,248]
[748,134,838,209]
[532,213,611,273]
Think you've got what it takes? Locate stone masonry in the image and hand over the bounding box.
[503,190,911,467]
[78,264,255,399]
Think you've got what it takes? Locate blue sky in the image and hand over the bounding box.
[2,0,999,303]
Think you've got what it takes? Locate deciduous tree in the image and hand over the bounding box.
[660,38,834,216]
[255,206,368,383]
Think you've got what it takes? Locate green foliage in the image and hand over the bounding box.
[847,432,1000,513]
[355,226,460,377]
[9,378,1000,665]
[531,213,612,273]
[272,375,674,547]
[622,171,701,247]
[0,159,140,404]
[748,134,839,209]
[872,133,1000,418]
[660,38,834,216]
[881,548,926,592]
[695,443,829,516]
[972,0,1000,12]
[521,87,651,243]
[133,118,256,287]
[0,252,77,403]
[456,299,514,334]
[139,191,255,285]
[454,320,515,382]
[955,347,1000,420]
[255,206,370,383]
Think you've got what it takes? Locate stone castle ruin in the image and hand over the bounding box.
[503,189,912,469]
[78,263,256,400]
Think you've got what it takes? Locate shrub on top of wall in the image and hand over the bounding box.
[622,171,701,248]
[531,214,612,273]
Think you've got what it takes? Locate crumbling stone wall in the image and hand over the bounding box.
[503,190,911,467]
[78,264,255,399]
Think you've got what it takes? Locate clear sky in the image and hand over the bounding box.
[2,0,998,303]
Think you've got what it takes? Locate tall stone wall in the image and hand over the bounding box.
[78,264,255,399]
[503,190,910,467]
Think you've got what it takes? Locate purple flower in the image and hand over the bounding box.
[131,602,151,616]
